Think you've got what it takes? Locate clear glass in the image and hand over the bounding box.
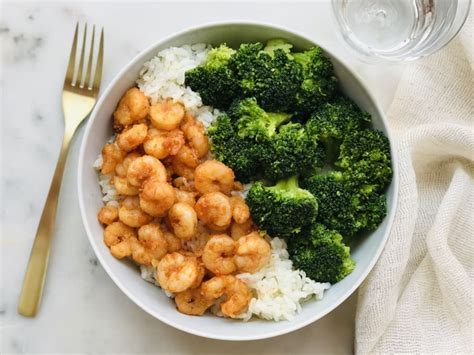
[332,0,472,62]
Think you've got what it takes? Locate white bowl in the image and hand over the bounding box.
[78,22,398,341]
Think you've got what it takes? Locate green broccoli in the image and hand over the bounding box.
[306,97,371,162]
[185,44,240,110]
[287,223,355,283]
[263,39,293,57]
[230,42,302,112]
[301,171,388,238]
[207,114,262,183]
[293,47,338,114]
[301,172,359,237]
[246,176,318,238]
[228,97,292,142]
[259,122,326,180]
[337,128,392,190]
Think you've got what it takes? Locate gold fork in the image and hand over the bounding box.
[18,23,104,317]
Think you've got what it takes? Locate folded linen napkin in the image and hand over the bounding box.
[355,12,473,354]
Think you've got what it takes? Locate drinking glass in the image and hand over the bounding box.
[332,0,472,61]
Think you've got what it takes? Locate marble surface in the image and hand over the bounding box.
[0,1,404,353]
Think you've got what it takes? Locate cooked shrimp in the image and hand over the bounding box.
[116,123,148,152]
[114,176,139,196]
[175,287,214,316]
[201,275,252,318]
[139,180,176,217]
[163,231,182,252]
[234,232,271,273]
[174,189,197,207]
[143,128,185,160]
[182,119,209,158]
[230,218,257,241]
[168,202,198,240]
[101,143,125,175]
[194,160,235,195]
[202,234,237,275]
[103,221,137,259]
[156,252,201,293]
[137,223,169,260]
[149,100,185,131]
[97,203,119,225]
[113,87,149,128]
[195,192,232,230]
[165,129,186,156]
[172,145,199,180]
[115,152,141,177]
[127,155,167,187]
[118,196,153,227]
[230,196,250,224]
[173,176,195,192]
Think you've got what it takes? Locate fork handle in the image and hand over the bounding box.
[18,132,73,317]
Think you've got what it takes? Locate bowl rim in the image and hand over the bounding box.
[77,20,399,341]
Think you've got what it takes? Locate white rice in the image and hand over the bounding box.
[236,238,331,321]
[137,44,220,128]
[93,155,119,203]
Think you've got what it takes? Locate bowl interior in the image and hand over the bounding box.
[78,23,397,341]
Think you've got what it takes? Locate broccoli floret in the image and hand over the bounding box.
[337,128,392,190]
[287,223,355,283]
[263,39,293,57]
[301,172,359,237]
[185,44,240,110]
[231,42,302,112]
[293,47,338,114]
[306,97,371,162]
[259,122,326,180]
[228,97,292,142]
[207,114,261,183]
[246,176,318,238]
[301,171,388,237]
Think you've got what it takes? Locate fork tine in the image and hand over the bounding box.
[93,28,104,91]
[64,22,79,84]
[85,25,96,89]
[76,23,87,87]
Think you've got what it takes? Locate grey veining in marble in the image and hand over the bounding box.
[0,1,403,353]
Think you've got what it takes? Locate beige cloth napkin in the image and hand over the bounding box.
[355,12,474,354]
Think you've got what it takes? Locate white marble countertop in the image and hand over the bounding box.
[0,1,404,353]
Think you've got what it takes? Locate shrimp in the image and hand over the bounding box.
[137,223,169,261]
[103,221,137,259]
[230,196,250,224]
[163,230,182,252]
[114,176,139,196]
[201,275,252,318]
[143,128,185,160]
[113,87,150,128]
[168,202,198,240]
[230,218,257,240]
[202,234,237,275]
[115,151,141,177]
[156,252,201,293]
[101,143,125,175]
[194,160,235,195]
[195,192,232,230]
[139,179,176,217]
[173,176,195,192]
[175,287,214,316]
[149,100,185,131]
[234,232,271,273]
[118,196,153,227]
[116,123,148,152]
[97,203,119,225]
[181,117,209,158]
[174,189,197,207]
[127,155,167,187]
[172,145,199,180]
